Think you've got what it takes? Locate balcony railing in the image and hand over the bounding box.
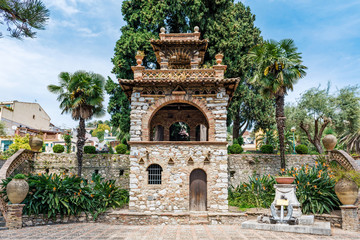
[142,69,216,80]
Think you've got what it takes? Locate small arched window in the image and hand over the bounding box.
[147,164,162,184]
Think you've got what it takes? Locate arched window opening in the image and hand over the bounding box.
[152,125,164,141]
[195,124,208,141]
[147,164,162,184]
[149,102,209,141]
[170,122,190,141]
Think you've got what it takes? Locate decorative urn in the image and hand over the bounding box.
[29,135,43,152]
[275,177,295,184]
[215,53,224,65]
[335,178,359,205]
[135,51,145,66]
[322,134,337,151]
[6,176,29,204]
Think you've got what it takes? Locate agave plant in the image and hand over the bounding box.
[340,130,360,154]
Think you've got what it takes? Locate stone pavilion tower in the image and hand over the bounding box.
[119,27,239,213]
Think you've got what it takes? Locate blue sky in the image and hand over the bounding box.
[0,0,359,128]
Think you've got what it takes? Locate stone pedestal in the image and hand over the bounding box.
[340,205,359,231]
[272,184,302,217]
[6,204,25,229]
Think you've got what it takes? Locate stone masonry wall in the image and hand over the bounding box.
[228,154,318,187]
[130,87,228,142]
[129,143,228,213]
[30,153,318,203]
[34,153,130,188]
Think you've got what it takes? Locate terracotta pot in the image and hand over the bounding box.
[275,177,295,184]
[335,178,358,205]
[29,135,43,152]
[322,134,337,151]
[6,179,29,204]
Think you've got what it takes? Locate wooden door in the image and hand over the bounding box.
[189,169,207,211]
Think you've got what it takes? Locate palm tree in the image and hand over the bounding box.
[48,71,105,176]
[248,39,307,169]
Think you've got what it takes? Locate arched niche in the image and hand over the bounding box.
[149,102,209,141]
[142,96,216,141]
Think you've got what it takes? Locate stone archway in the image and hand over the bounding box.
[142,95,215,141]
[189,169,207,211]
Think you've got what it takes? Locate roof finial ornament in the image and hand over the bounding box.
[194,26,199,33]
[135,51,145,66]
[215,53,224,65]
[160,27,166,33]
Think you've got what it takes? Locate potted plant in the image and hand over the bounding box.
[275,174,295,184]
[29,133,44,152]
[6,174,29,204]
[333,169,360,205]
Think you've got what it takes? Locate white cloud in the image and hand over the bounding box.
[44,0,79,15]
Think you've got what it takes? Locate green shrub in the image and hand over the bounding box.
[280,162,340,214]
[13,174,26,179]
[84,146,96,154]
[115,144,127,154]
[108,146,114,154]
[229,160,340,214]
[228,144,243,154]
[295,144,308,154]
[228,175,276,210]
[260,144,274,154]
[0,173,129,219]
[309,151,320,155]
[53,144,65,153]
[237,137,244,146]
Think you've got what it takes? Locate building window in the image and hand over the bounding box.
[147,164,162,184]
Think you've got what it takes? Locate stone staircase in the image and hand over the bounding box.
[0,212,7,230]
[189,212,210,225]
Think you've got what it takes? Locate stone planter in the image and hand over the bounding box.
[6,179,29,204]
[335,178,358,205]
[275,177,295,184]
[29,135,43,152]
[322,134,337,151]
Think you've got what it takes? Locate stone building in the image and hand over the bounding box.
[119,27,239,213]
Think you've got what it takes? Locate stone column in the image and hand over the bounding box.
[340,205,359,231]
[6,204,25,229]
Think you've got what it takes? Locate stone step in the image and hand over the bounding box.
[189,213,209,224]
[189,220,210,225]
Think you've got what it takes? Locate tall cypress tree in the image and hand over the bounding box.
[108,0,271,137]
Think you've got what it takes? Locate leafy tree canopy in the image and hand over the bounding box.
[0,0,49,39]
[110,0,263,138]
[9,134,30,152]
[286,84,360,153]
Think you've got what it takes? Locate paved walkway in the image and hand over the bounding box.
[0,223,359,240]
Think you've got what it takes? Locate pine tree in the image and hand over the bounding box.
[0,0,49,39]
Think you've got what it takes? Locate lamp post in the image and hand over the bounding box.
[291,127,296,154]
